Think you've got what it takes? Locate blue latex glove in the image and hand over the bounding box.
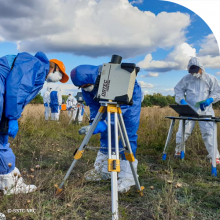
[92,121,107,135]
[59,105,61,110]
[180,99,187,105]
[200,98,214,111]
[44,103,48,107]
[8,120,19,138]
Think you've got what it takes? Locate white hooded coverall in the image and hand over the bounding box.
[174,57,220,159]
[66,95,77,118]
[43,87,51,120]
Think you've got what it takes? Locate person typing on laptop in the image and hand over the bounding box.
[174,57,220,163]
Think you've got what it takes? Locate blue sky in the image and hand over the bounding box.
[0,0,219,96]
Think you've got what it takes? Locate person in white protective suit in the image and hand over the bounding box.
[66,94,77,118]
[174,57,220,163]
[50,86,62,121]
[71,103,84,124]
[43,87,52,120]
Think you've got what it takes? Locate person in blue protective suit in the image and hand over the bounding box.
[71,64,142,193]
[0,52,68,195]
[50,86,62,121]
[174,57,220,163]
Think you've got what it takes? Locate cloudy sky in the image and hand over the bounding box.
[0,0,219,96]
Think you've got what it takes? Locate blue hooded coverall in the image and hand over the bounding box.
[50,91,59,113]
[0,52,49,174]
[71,65,142,159]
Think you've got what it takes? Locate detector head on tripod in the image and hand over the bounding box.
[76,92,84,103]
[97,55,140,105]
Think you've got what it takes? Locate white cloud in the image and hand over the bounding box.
[164,88,174,92]
[137,54,179,72]
[166,42,196,69]
[216,72,220,75]
[0,36,4,42]
[0,0,190,58]
[137,42,196,72]
[130,0,143,4]
[140,72,159,77]
[198,34,219,57]
[138,81,154,88]
[143,90,148,95]
[199,55,220,69]
[148,72,159,77]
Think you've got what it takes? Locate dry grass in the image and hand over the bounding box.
[1,105,220,219]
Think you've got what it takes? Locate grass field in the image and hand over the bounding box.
[1,104,220,220]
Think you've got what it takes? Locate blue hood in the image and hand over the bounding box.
[71,65,99,87]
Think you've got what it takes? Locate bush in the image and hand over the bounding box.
[142,93,175,107]
[30,92,43,104]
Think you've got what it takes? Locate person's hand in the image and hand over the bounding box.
[8,120,19,138]
[180,99,187,105]
[93,121,107,135]
[44,103,48,107]
[59,105,61,110]
[200,98,214,111]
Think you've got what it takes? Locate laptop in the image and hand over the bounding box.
[169,104,212,118]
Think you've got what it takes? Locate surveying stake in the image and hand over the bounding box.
[55,101,144,220]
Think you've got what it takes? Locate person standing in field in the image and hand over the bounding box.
[0,52,68,195]
[174,57,220,163]
[43,87,52,121]
[66,93,77,118]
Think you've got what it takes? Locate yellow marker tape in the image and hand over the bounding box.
[137,186,145,197]
[108,159,120,172]
[74,150,84,159]
[124,152,135,162]
[99,106,106,113]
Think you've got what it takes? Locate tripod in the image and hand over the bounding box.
[55,101,144,220]
[68,103,90,124]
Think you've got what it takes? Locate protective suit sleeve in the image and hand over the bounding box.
[174,77,186,104]
[5,52,49,120]
[208,76,220,103]
[43,92,47,103]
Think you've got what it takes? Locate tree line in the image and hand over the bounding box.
[30,92,220,109]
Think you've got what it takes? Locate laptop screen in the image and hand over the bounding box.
[169,105,212,118]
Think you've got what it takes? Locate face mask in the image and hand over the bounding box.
[46,71,62,82]
[83,85,94,92]
[192,73,201,78]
